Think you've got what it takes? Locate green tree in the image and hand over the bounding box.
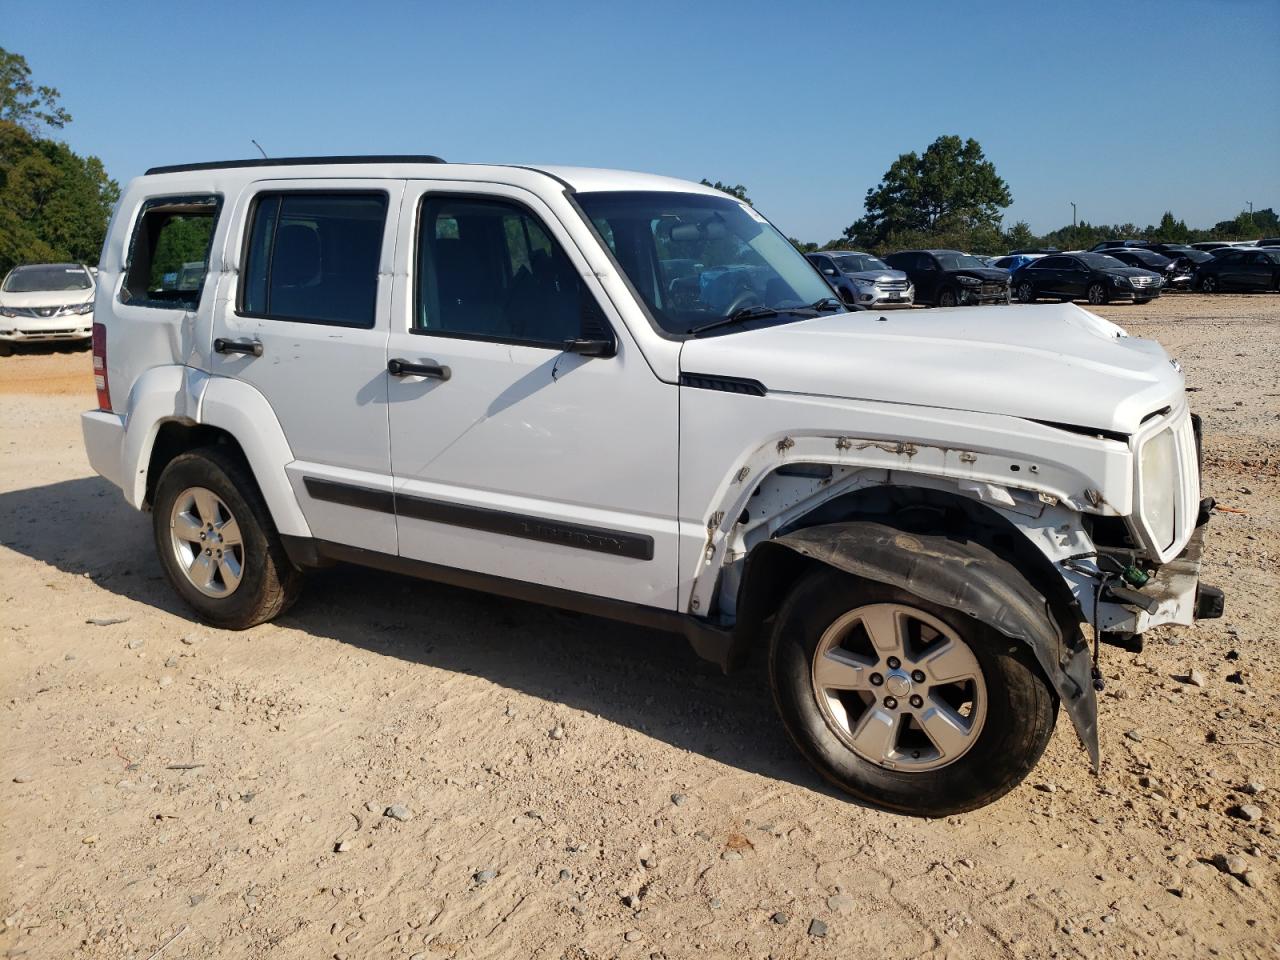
[1154,211,1190,244]
[0,51,118,276]
[788,237,818,253]
[844,135,1011,250]
[1002,220,1037,251]
[0,47,71,133]
[700,179,752,205]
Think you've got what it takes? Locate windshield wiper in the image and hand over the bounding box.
[686,305,780,337]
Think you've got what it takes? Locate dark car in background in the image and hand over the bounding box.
[1089,239,1148,251]
[1011,252,1163,305]
[805,251,914,307]
[1102,247,1193,289]
[1195,248,1280,292]
[882,249,1009,307]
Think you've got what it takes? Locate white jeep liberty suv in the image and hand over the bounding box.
[81,156,1222,815]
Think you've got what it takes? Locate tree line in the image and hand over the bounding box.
[0,48,119,277]
[704,134,1275,257]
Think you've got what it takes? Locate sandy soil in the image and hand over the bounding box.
[1,294,1276,959]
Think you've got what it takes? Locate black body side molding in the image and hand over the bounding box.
[280,536,734,669]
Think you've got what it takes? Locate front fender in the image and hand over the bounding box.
[762,520,1099,769]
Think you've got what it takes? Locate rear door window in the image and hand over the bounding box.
[240,192,388,328]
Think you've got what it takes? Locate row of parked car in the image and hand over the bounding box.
[807,237,1280,309]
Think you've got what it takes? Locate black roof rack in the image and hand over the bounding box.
[145,155,446,175]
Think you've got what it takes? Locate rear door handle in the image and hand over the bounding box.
[214,337,263,357]
[388,358,451,381]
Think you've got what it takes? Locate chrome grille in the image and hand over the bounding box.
[4,304,84,318]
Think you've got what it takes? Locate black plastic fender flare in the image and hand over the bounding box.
[759,520,1099,769]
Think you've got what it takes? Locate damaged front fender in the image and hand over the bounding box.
[763,521,1099,769]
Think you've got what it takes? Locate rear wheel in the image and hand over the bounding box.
[152,446,301,629]
[938,287,959,308]
[769,567,1057,816]
[1087,282,1108,305]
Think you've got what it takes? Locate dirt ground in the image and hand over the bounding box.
[1,294,1277,960]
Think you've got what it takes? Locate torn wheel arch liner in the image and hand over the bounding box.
[756,520,1099,769]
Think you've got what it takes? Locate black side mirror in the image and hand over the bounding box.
[563,338,615,358]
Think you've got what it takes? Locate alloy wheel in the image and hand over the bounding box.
[1017,281,1034,303]
[168,486,245,598]
[810,603,987,772]
[1087,283,1106,305]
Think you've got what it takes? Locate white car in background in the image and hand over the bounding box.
[0,262,96,354]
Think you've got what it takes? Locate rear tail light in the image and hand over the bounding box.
[92,322,112,412]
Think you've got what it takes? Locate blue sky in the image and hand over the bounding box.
[6,0,1278,242]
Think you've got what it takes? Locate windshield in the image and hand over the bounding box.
[1133,250,1170,265]
[1079,253,1125,269]
[2,264,93,293]
[935,254,989,270]
[575,191,835,335]
[835,254,890,273]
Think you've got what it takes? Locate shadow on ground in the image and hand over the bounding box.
[0,476,833,797]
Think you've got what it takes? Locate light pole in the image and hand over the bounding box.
[1070,202,1077,228]
[1248,201,1255,230]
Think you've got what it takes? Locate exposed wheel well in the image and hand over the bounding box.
[144,421,253,509]
[733,484,1082,663]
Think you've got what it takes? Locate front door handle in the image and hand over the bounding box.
[214,337,263,357]
[388,358,451,381]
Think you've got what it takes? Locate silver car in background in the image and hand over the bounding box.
[807,250,914,307]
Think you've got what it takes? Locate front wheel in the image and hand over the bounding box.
[1086,282,1108,305]
[938,287,959,308]
[769,567,1057,816]
[1200,275,1218,293]
[1016,281,1036,303]
[152,446,302,629]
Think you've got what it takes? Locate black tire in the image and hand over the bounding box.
[1016,280,1037,304]
[938,287,959,308]
[769,566,1057,816]
[1200,275,1217,293]
[152,445,302,629]
[0,341,12,357]
[1086,282,1109,305]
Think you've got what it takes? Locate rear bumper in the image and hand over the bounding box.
[81,410,126,492]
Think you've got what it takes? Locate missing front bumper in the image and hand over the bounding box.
[1099,504,1223,633]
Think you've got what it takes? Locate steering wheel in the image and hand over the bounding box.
[720,287,763,317]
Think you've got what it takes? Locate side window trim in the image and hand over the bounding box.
[119,193,223,310]
[410,190,616,350]
[235,188,390,329]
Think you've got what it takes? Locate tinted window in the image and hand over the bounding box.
[122,196,221,308]
[1037,256,1071,269]
[935,253,987,270]
[240,192,387,327]
[416,196,588,345]
[1217,252,1243,264]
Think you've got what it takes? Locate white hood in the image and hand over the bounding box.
[0,288,95,309]
[679,303,1184,435]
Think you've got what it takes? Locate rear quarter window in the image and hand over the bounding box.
[121,195,222,309]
